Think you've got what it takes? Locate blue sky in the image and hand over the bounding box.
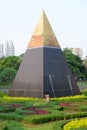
[0,0,87,58]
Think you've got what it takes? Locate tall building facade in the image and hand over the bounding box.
[0,44,4,58]
[5,41,15,57]
[72,48,83,59]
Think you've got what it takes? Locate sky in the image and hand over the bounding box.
[0,0,87,58]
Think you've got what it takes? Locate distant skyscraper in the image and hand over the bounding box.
[5,41,15,57]
[0,44,4,58]
[72,48,83,59]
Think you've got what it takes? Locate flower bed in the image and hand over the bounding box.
[63,118,87,130]
[25,106,49,114]
[0,94,87,125]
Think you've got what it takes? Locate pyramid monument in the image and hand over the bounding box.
[9,10,81,98]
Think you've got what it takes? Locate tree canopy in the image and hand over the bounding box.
[0,56,21,84]
[63,48,86,79]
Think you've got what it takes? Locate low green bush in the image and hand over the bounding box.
[0,113,22,121]
[64,112,87,120]
[71,127,87,130]
[50,95,87,102]
[0,91,7,97]
[0,106,15,113]
[23,110,63,124]
[52,120,69,130]
[15,107,32,115]
[0,120,8,130]
[4,121,24,130]
[81,90,87,96]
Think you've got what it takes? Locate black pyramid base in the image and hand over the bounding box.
[9,47,81,98]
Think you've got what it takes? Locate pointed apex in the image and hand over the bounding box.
[28,10,60,48]
[42,9,46,15]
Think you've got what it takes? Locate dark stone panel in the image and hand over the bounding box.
[25,91,43,98]
[9,48,44,98]
[44,76,52,91]
[9,90,43,98]
[44,47,66,61]
[44,62,57,75]
[44,91,55,97]
[9,90,17,96]
[54,90,73,97]
[23,49,43,63]
[56,62,71,75]
[44,47,81,97]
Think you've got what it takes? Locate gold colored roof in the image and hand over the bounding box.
[28,10,60,48]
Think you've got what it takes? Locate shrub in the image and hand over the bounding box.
[23,110,63,124]
[0,113,22,121]
[4,121,24,130]
[0,120,8,130]
[50,95,87,102]
[53,120,69,130]
[64,112,87,120]
[63,118,87,130]
[0,91,7,97]
[81,90,87,96]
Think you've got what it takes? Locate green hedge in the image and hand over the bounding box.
[0,113,22,121]
[0,120,8,130]
[4,121,24,130]
[23,111,87,124]
[23,110,63,124]
[52,120,69,130]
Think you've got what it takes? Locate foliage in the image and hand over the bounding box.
[0,94,86,103]
[0,67,16,84]
[4,121,24,130]
[0,95,87,128]
[0,56,21,85]
[52,120,69,130]
[50,95,87,102]
[1,96,40,103]
[23,110,63,124]
[81,90,87,96]
[0,56,21,71]
[0,112,22,121]
[0,120,8,130]
[0,91,7,97]
[63,48,86,78]
[63,118,87,130]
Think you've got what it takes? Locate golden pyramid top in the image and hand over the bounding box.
[28,10,60,48]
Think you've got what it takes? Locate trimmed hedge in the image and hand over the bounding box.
[52,120,69,130]
[4,121,24,130]
[0,113,22,121]
[23,110,63,124]
[23,111,87,124]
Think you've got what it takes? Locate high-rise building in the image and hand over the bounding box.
[0,44,4,58]
[5,41,15,57]
[72,48,83,59]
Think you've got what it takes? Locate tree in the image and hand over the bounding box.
[63,48,85,79]
[0,56,21,85]
[0,67,16,84]
[0,56,21,72]
[83,56,87,78]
